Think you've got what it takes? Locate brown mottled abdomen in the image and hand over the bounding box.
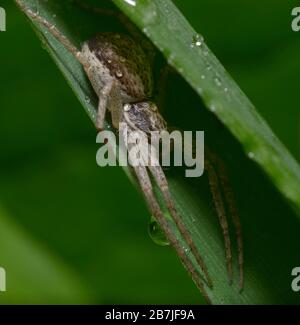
[87,32,153,101]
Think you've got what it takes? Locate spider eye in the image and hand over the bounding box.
[124,103,131,112]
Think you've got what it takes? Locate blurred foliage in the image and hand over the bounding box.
[0,0,299,303]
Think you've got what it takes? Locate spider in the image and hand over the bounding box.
[15,0,243,303]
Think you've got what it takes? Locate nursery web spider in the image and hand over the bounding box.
[15,0,243,303]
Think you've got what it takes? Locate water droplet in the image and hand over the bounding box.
[201,74,206,80]
[192,217,196,223]
[203,49,209,56]
[197,87,203,95]
[168,54,175,65]
[214,76,222,87]
[91,110,97,121]
[148,216,170,246]
[120,57,126,63]
[192,34,204,47]
[107,59,112,64]
[85,96,91,104]
[123,0,136,6]
[116,70,123,78]
[224,87,228,92]
[248,152,255,159]
[142,27,150,37]
[184,247,191,254]
[52,14,57,18]
[209,103,216,112]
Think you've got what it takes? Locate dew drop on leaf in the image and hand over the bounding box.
[248,152,255,159]
[184,247,191,254]
[148,216,170,246]
[214,76,222,87]
[192,34,204,48]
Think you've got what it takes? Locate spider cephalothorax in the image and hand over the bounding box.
[123,102,167,134]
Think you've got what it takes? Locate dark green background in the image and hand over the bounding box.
[0,0,299,303]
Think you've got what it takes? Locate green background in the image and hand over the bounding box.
[0,0,299,303]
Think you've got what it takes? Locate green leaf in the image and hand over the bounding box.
[14,0,300,304]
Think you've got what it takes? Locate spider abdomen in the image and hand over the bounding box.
[84,32,153,101]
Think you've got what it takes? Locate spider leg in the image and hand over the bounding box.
[205,158,233,285]
[15,0,90,70]
[206,150,244,290]
[148,162,213,288]
[119,123,211,302]
[133,164,211,303]
[95,80,123,130]
[96,82,111,131]
[175,130,236,286]
[139,128,212,285]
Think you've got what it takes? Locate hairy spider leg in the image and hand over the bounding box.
[206,150,244,290]
[119,123,211,303]
[178,127,242,288]
[152,55,243,287]
[147,160,213,287]
[134,164,211,303]
[15,0,90,70]
[205,158,233,284]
